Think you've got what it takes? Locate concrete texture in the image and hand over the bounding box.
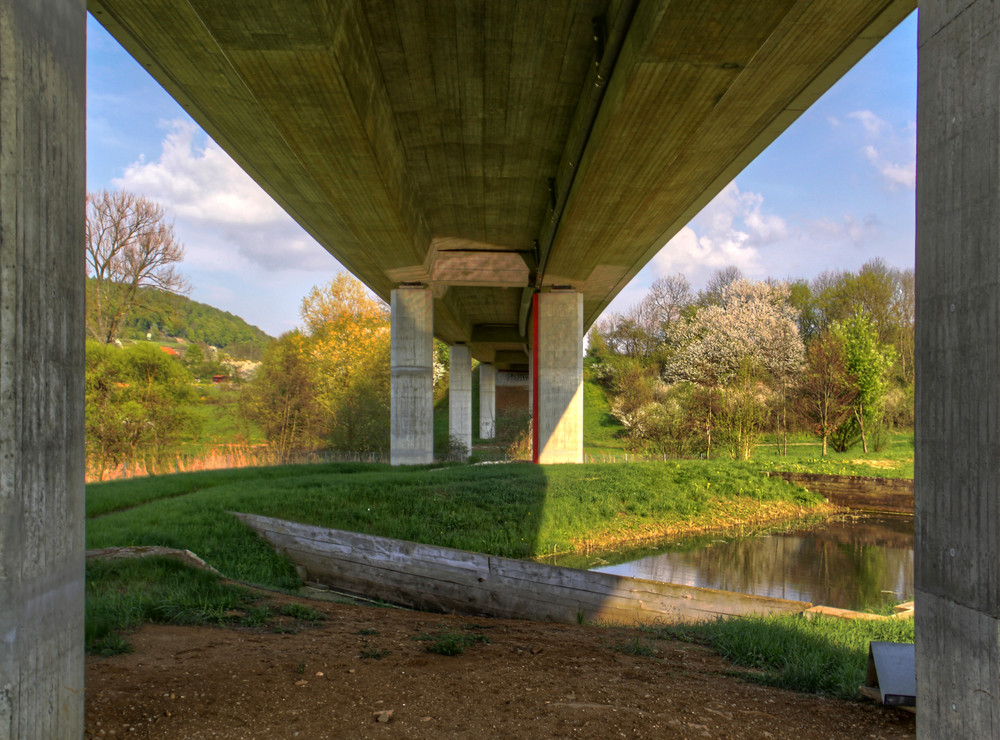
[533,292,583,464]
[0,0,87,736]
[478,363,496,440]
[88,0,914,363]
[447,344,472,457]
[390,288,434,465]
[916,1,1000,735]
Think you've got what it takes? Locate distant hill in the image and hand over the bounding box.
[106,283,273,359]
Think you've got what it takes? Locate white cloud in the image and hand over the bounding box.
[847,110,915,190]
[113,120,334,271]
[650,182,789,284]
[111,121,345,335]
[603,181,892,320]
[847,110,890,137]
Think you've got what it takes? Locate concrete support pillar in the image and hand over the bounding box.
[531,292,583,464]
[390,287,433,464]
[0,0,86,735]
[479,363,496,439]
[916,3,1000,736]
[448,344,472,457]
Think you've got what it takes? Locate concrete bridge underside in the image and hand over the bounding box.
[2,0,999,736]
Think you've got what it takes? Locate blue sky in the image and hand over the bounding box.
[87,12,917,337]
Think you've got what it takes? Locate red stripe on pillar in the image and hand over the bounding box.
[532,292,539,464]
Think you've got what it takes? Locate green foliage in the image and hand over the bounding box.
[610,634,657,657]
[85,461,826,590]
[86,341,200,479]
[112,280,272,358]
[86,556,336,654]
[412,629,491,656]
[831,315,896,453]
[655,612,914,700]
[280,603,326,622]
[85,556,256,653]
[240,332,325,461]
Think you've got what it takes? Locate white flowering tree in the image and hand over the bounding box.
[665,279,804,386]
[665,279,805,460]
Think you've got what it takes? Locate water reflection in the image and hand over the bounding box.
[590,514,913,611]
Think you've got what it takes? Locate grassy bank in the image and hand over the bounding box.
[649,612,915,700]
[87,460,829,589]
[85,556,327,655]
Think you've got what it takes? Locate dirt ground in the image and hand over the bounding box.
[85,590,916,740]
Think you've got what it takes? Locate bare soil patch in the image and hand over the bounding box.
[86,593,915,739]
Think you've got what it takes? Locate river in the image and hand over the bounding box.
[587,513,914,611]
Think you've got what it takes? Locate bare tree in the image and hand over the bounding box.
[85,189,189,343]
[640,273,693,342]
[697,265,742,307]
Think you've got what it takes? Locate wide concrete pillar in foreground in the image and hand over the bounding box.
[479,363,496,439]
[0,0,86,735]
[448,344,472,457]
[532,292,583,464]
[390,287,433,464]
[916,3,1000,736]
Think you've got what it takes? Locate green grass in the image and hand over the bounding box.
[583,371,627,456]
[652,612,915,700]
[85,556,256,654]
[412,629,491,656]
[86,460,825,590]
[85,556,334,654]
[751,432,914,479]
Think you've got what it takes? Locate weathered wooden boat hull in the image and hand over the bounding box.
[234,512,811,625]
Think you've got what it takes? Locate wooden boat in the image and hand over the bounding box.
[234,512,811,624]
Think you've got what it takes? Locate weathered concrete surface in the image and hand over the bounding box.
[87,0,915,362]
[478,363,495,440]
[390,288,433,465]
[0,0,86,736]
[447,344,471,458]
[533,292,583,464]
[916,1,1000,735]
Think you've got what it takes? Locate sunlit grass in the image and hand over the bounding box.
[752,432,914,479]
[651,612,915,700]
[86,461,827,588]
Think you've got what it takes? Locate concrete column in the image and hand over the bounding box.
[532,292,583,464]
[916,3,1000,736]
[390,287,433,464]
[0,0,86,736]
[479,363,496,439]
[448,344,472,457]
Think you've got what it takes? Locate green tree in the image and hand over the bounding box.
[301,274,392,452]
[831,315,895,453]
[85,341,199,479]
[795,330,857,456]
[241,332,324,461]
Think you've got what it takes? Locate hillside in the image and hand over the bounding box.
[105,282,272,358]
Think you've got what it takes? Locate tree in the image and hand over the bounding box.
[299,273,388,333]
[86,189,189,343]
[85,341,198,479]
[696,266,743,307]
[796,331,857,456]
[241,332,324,461]
[301,274,392,452]
[832,315,895,453]
[665,279,804,386]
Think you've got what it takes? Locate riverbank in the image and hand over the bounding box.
[86,460,833,586]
